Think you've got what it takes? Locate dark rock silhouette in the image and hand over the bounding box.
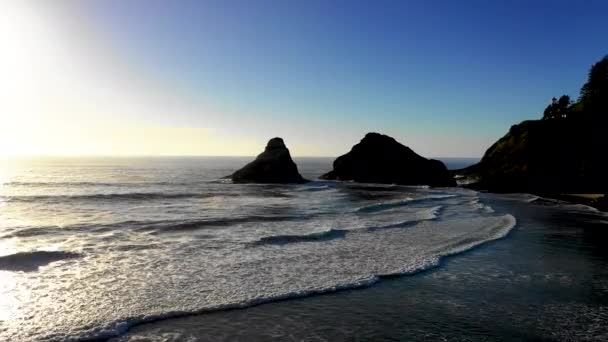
[321,133,456,187]
[460,118,608,193]
[457,55,608,196]
[230,138,308,183]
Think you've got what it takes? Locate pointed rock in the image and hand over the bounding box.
[230,138,308,183]
[321,132,455,187]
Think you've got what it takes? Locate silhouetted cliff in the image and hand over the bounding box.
[460,55,608,194]
[466,119,608,193]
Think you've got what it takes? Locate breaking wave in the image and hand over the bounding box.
[251,228,347,246]
[298,185,333,192]
[0,250,82,272]
[366,206,443,231]
[0,215,305,239]
[2,192,226,203]
[355,194,458,213]
[55,213,517,341]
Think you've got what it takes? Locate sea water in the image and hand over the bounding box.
[0,157,597,341]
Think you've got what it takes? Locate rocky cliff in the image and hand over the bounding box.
[463,118,608,193]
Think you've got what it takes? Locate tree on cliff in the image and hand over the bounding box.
[542,95,571,120]
[542,97,557,120]
[578,56,608,116]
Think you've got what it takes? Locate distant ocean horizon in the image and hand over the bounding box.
[0,155,480,170]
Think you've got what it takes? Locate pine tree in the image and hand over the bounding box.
[579,56,608,116]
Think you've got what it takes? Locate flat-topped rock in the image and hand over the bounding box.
[230,138,308,184]
[321,132,456,187]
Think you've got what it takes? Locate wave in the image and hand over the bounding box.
[1,181,202,188]
[355,194,458,213]
[59,275,383,341]
[434,214,517,257]
[365,206,443,231]
[2,192,226,203]
[250,206,444,246]
[517,195,605,214]
[298,185,332,192]
[141,215,304,234]
[0,250,81,272]
[528,197,565,205]
[346,184,401,191]
[533,199,606,215]
[1,215,304,239]
[59,214,517,341]
[0,220,156,239]
[493,193,540,203]
[566,204,603,213]
[467,199,496,213]
[250,228,347,246]
[0,226,59,239]
[346,184,432,191]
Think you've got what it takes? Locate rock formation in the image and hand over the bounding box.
[461,118,608,193]
[459,55,608,195]
[321,133,456,187]
[230,137,308,183]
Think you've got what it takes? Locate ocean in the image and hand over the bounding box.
[0,157,606,341]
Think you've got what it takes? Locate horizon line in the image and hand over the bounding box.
[0,154,483,159]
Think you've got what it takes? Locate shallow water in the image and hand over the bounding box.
[0,157,605,341]
[113,193,608,342]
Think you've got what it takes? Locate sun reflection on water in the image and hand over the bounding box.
[0,271,24,322]
[0,162,33,325]
[0,237,29,323]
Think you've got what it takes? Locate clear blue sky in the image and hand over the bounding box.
[3,1,607,157]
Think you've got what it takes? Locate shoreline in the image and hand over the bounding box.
[548,193,608,212]
[458,179,608,212]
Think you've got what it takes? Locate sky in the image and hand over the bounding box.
[0,0,607,157]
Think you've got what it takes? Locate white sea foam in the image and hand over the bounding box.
[57,212,517,342]
[467,199,496,213]
[355,194,458,213]
[497,193,606,215]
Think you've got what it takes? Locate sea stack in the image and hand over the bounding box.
[230,137,308,183]
[321,132,456,187]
